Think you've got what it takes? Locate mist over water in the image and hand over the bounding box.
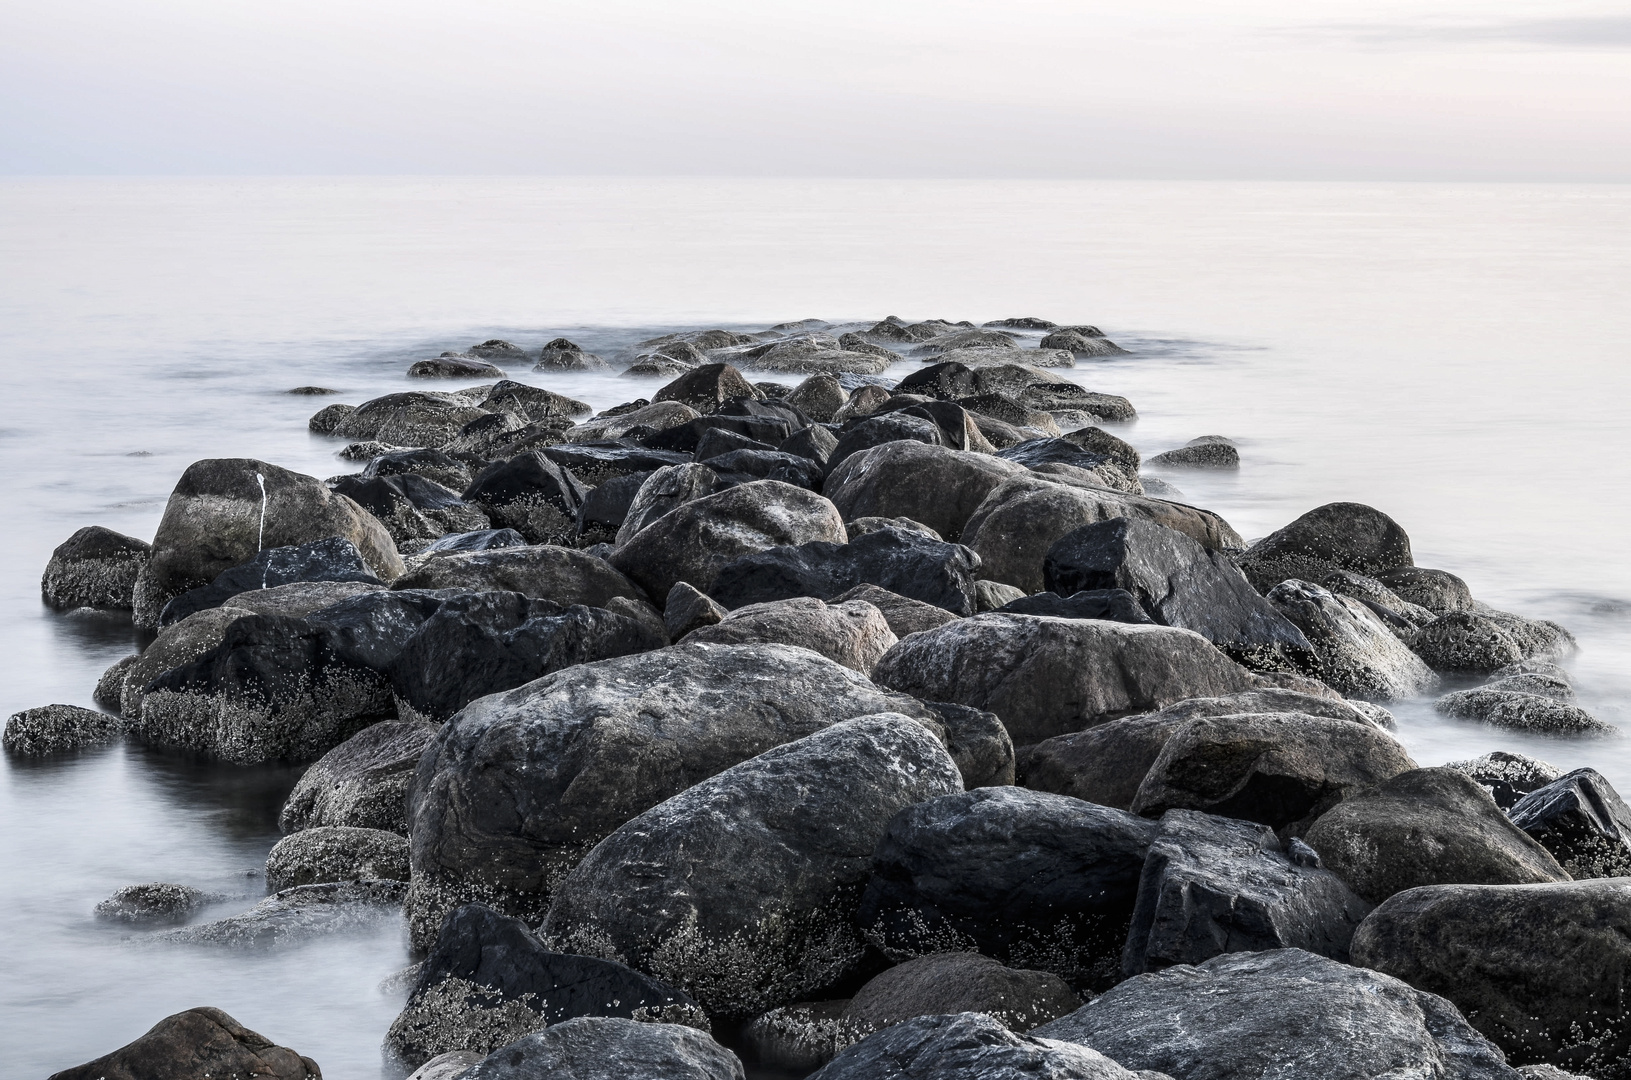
[2,177,1629,1077]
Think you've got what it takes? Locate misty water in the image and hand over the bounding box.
[2,177,1629,1077]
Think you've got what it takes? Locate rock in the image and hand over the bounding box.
[844,952,1080,1033]
[780,424,841,468]
[421,528,529,555]
[873,614,1260,746]
[409,354,507,379]
[997,589,1151,624]
[157,880,405,947]
[610,480,846,598]
[1483,672,1574,699]
[986,317,1057,329]
[1059,426,1140,473]
[709,527,981,616]
[663,581,728,639]
[453,1018,742,1080]
[923,701,1015,788]
[115,606,251,720]
[1040,329,1127,356]
[570,401,699,442]
[653,363,759,411]
[1265,579,1436,699]
[469,339,530,363]
[1435,686,1613,735]
[3,704,122,756]
[785,375,849,422]
[934,347,1077,369]
[280,719,437,834]
[1131,711,1417,834]
[615,464,723,545]
[158,537,384,626]
[41,525,150,610]
[1239,502,1413,591]
[706,449,825,490]
[1034,948,1517,1080]
[329,474,488,551]
[392,545,645,607]
[827,412,945,474]
[1510,768,1631,878]
[332,391,488,447]
[1375,565,1474,614]
[543,716,958,1017]
[289,385,338,395]
[407,1051,484,1080]
[94,883,212,924]
[385,903,703,1070]
[406,643,938,948]
[963,397,1063,437]
[265,826,410,890]
[95,655,137,711]
[744,1001,859,1073]
[686,597,897,674]
[962,475,1244,593]
[1352,879,1631,1075]
[482,380,592,424]
[46,1007,321,1080]
[695,426,775,460]
[830,583,960,638]
[847,516,943,542]
[858,787,1157,989]
[824,442,1024,542]
[1122,809,1371,975]
[364,447,476,491]
[1414,608,1569,674]
[309,401,357,434]
[1044,517,1312,671]
[1301,767,1566,905]
[917,328,1019,354]
[1017,690,1391,811]
[831,384,892,423]
[1147,440,1238,469]
[1445,750,1563,810]
[811,1012,1146,1080]
[974,579,1026,612]
[458,452,586,546]
[535,337,611,371]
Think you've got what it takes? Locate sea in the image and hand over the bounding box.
[1,176,1628,1077]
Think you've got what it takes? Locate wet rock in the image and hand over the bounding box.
[1265,579,1436,699]
[1415,608,1575,674]
[1238,502,1413,591]
[963,397,1063,437]
[874,614,1260,746]
[1352,878,1631,1075]
[46,1007,321,1080]
[784,375,849,423]
[364,447,476,491]
[709,527,981,616]
[534,337,610,371]
[986,317,1057,329]
[309,402,357,434]
[662,581,728,640]
[922,700,1014,788]
[652,363,760,412]
[814,1012,1148,1080]
[614,464,723,544]
[686,597,896,674]
[454,1017,742,1080]
[572,472,649,542]
[3,703,122,756]
[280,719,437,834]
[1147,439,1238,470]
[830,384,892,423]
[1435,685,1612,735]
[266,826,409,890]
[385,903,703,1070]
[845,952,1080,1034]
[95,883,212,924]
[1034,947,1516,1080]
[779,424,840,468]
[1302,768,1566,904]
[542,716,959,1017]
[997,588,1151,624]
[706,449,825,490]
[1445,750,1563,811]
[406,642,937,948]
[133,458,403,628]
[332,391,488,447]
[824,442,1024,542]
[610,480,846,598]
[936,347,1077,369]
[847,516,942,542]
[41,525,151,610]
[695,426,775,460]
[1040,329,1127,356]
[459,452,587,546]
[409,354,507,379]
[330,474,488,552]
[569,401,699,442]
[1021,382,1136,423]
[916,328,1020,353]
[1374,565,1475,614]
[392,545,645,607]
[828,412,945,474]
[858,787,1157,990]
[1132,711,1417,834]
[159,537,384,626]
[408,1051,484,1080]
[289,385,338,395]
[829,583,960,638]
[744,1001,859,1073]
[481,380,592,424]
[469,340,530,363]
[1510,768,1631,878]
[116,606,252,719]
[158,880,405,947]
[420,528,528,555]
[751,348,892,376]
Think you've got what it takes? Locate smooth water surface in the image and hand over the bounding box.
[1,177,1629,1076]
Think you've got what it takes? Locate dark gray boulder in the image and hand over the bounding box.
[686,597,897,674]
[974,579,1027,611]
[330,473,489,551]
[1265,579,1436,699]
[784,375,848,423]
[392,545,645,607]
[1122,809,1372,976]
[454,1018,742,1080]
[614,463,722,545]
[469,339,530,362]
[158,536,383,626]
[46,1007,321,1080]
[706,449,825,490]
[1416,609,1576,673]
[831,584,960,639]
[363,447,476,491]
[872,614,1260,746]
[662,581,728,640]
[844,952,1080,1033]
[643,414,793,454]
[1147,440,1238,470]
[94,883,213,924]
[847,516,943,542]
[421,528,528,555]
[1435,685,1613,735]
[41,525,150,610]
[1510,768,1631,878]
[574,472,650,541]
[405,642,939,949]
[1034,948,1517,1080]
[1238,502,1413,590]
[921,701,1015,789]
[542,716,961,1017]
[409,354,507,379]
[1446,750,1563,811]
[332,391,488,447]
[652,363,760,411]
[809,1012,1150,1080]
[695,426,776,460]
[995,436,1111,473]
[780,423,841,468]
[534,337,611,372]
[538,443,692,487]
[827,413,945,474]
[385,902,703,1069]
[997,589,1152,624]
[1302,768,1568,904]
[308,401,356,434]
[482,380,592,424]
[265,825,409,889]
[279,718,437,834]
[3,704,122,756]
[857,787,1159,990]
[459,452,588,545]
[1375,565,1475,614]
[1352,879,1631,1075]
[1043,517,1312,671]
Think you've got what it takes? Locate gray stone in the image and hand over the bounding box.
[744,1001,861,1074]
[1147,440,1238,470]
[810,1012,1150,1080]
[332,391,488,447]
[41,525,150,610]
[1510,768,1631,878]
[785,375,849,423]
[46,1007,321,1080]
[831,584,960,639]
[409,354,507,379]
[846,516,943,542]
[95,883,213,924]
[3,704,122,756]
[822,436,1027,543]
[614,463,723,545]
[391,545,645,607]
[279,719,435,834]
[534,338,611,372]
[1238,502,1414,589]
[844,952,1080,1033]
[407,1051,484,1080]
[652,363,760,412]
[265,826,410,890]
[1375,565,1475,614]
[686,597,897,674]
[663,581,728,640]
[456,1018,743,1080]
[1265,579,1437,699]
[1445,750,1563,810]
[1435,686,1614,735]
[156,880,405,948]
[974,580,1026,612]
[1414,610,1531,673]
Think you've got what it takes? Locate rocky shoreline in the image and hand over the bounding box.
[12,315,1626,1080]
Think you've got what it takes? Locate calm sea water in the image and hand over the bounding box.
[2,177,1629,1077]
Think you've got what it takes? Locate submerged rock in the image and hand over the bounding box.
[1445,750,1563,810]
[535,337,611,372]
[279,719,437,834]
[3,704,122,756]
[95,883,213,925]
[409,354,507,379]
[1148,439,1238,470]
[1435,685,1613,735]
[332,391,488,448]
[46,1007,321,1080]
[1238,501,1413,588]
[157,880,405,948]
[41,525,150,611]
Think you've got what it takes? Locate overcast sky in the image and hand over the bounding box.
[2,0,1628,178]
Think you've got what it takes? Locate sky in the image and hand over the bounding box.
[1,0,1628,179]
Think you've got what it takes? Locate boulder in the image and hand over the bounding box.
[279,719,437,834]
[332,391,488,446]
[481,380,592,424]
[615,464,723,545]
[784,375,848,423]
[158,537,384,626]
[408,1051,484,1080]
[1375,565,1474,614]
[573,472,650,541]
[1445,750,1564,811]
[974,579,1026,612]
[419,529,528,556]
[827,413,945,474]
[1147,439,1238,470]
[1238,502,1413,589]
[542,716,960,1017]
[873,614,1260,746]
[921,701,1014,788]
[810,1012,1147,1080]
[385,902,703,1069]
[610,481,845,598]
[391,545,645,607]
[1034,948,1517,1080]
[406,642,939,948]
[695,426,776,460]
[117,605,255,720]
[40,525,150,610]
[705,449,825,490]
[686,597,897,674]
[46,1007,321,1080]
[1062,427,1140,474]
[844,952,1080,1033]
[409,354,506,379]
[918,328,1019,354]
[831,584,960,639]
[1352,879,1631,1074]
[157,880,406,948]
[329,474,489,551]
[997,589,1151,624]
[1510,768,1631,878]
[743,1001,860,1073]
[265,825,408,889]
[133,458,403,627]
[662,581,728,640]
[457,453,587,545]
[1415,608,1575,674]
[309,401,356,434]
[94,883,213,924]
[934,347,1076,369]
[1043,518,1312,671]
[451,1018,742,1080]
[363,447,475,491]
[469,339,531,362]
[1131,711,1417,834]
[857,787,1158,989]
[710,527,981,616]
[1265,579,1436,699]
[535,337,610,372]
[822,440,1021,543]
[570,401,699,441]
[962,475,1243,593]
[847,516,943,542]
[780,424,841,469]
[539,443,693,486]
[1435,686,1612,735]
[3,703,122,756]
[653,363,760,411]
